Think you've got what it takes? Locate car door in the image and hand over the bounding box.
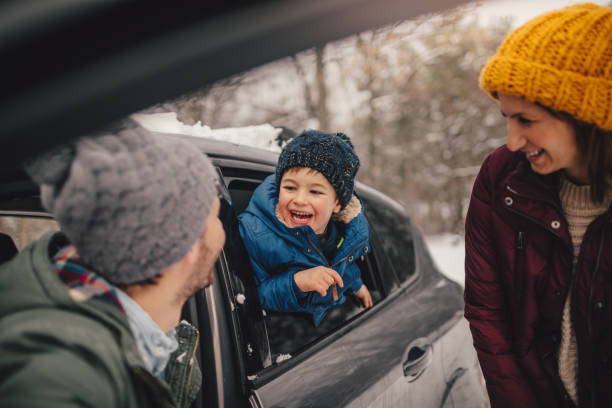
[344,186,487,407]
[250,188,473,408]
[212,162,486,407]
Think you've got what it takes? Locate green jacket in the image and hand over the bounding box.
[0,232,201,407]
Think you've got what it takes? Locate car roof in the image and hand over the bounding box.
[0,0,470,169]
[161,132,279,168]
[0,131,408,220]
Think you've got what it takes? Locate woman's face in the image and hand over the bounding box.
[499,93,587,183]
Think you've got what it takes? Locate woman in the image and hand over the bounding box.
[464,3,612,408]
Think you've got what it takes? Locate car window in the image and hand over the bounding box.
[222,173,386,370]
[361,195,416,284]
[0,216,58,252]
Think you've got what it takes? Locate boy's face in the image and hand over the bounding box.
[278,167,341,235]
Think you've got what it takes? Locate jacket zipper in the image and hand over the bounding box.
[133,366,175,407]
[587,231,606,408]
[508,183,611,406]
[305,235,368,300]
[504,205,573,254]
[587,233,605,337]
[182,327,200,408]
[503,185,574,359]
[305,235,368,269]
[306,235,332,267]
[515,231,525,304]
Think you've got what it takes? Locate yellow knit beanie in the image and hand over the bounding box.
[480,3,612,130]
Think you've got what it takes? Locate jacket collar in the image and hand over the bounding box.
[35,233,150,370]
[503,155,562,206]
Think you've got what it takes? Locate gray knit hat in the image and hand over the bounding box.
[275,130,359,209]
[24,119,219,285]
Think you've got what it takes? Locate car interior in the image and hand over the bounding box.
[0,233,18,263]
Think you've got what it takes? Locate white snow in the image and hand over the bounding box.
[132,112,283,152]
[425,233,465,286]
[275,353,292,364]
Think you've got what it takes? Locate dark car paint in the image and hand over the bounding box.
[0,0,471,168]
[169,135,486,407]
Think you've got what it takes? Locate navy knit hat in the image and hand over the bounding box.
[275,130,359,209]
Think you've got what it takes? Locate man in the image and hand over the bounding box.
[0,120,225,407]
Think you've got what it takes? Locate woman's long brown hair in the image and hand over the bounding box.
[539,104,612,204]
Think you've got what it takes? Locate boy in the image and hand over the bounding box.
[238,130,372,327]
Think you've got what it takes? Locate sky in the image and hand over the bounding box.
[477,0,611,26]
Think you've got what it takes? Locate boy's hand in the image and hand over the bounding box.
[294,266,343,297]
[354,285,373,308]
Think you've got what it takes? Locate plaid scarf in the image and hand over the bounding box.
[52,245,124,313]
[53,245,178,378]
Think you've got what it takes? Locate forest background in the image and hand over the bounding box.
[148,0,612,236]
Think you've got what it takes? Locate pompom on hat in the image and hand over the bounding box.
[275,130,360,210]
[24,119,219,285]
[480,3,612,130]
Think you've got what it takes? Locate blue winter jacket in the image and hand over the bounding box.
[238,175,371,326]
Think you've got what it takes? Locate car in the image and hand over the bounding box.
[0,131,487,407]
[0,1,487,407]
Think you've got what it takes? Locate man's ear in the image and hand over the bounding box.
[181,241,199,265]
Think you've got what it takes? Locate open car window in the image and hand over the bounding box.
[361,194,417,285]
[0,216,58,251]
[0,186,59,260]
[218,167,399,375]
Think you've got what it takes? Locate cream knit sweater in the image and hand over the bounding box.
[558,176,610,406]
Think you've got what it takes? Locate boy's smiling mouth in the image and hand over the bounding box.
[290,210,312,225]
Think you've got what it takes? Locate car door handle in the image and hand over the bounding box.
[402,338,433,382]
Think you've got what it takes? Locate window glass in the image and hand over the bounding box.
[217,195,271,373]
[361,197,416,283]
[364,228,400,296]
[226,179,261,215]
[0,216,58,251]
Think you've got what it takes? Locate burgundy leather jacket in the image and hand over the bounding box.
[464,146,612,408]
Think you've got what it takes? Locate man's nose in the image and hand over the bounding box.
[506,122,526,152]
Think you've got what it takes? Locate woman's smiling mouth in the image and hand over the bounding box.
[525,149,544,158]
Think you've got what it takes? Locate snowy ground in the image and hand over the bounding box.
[424,234,465,286]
